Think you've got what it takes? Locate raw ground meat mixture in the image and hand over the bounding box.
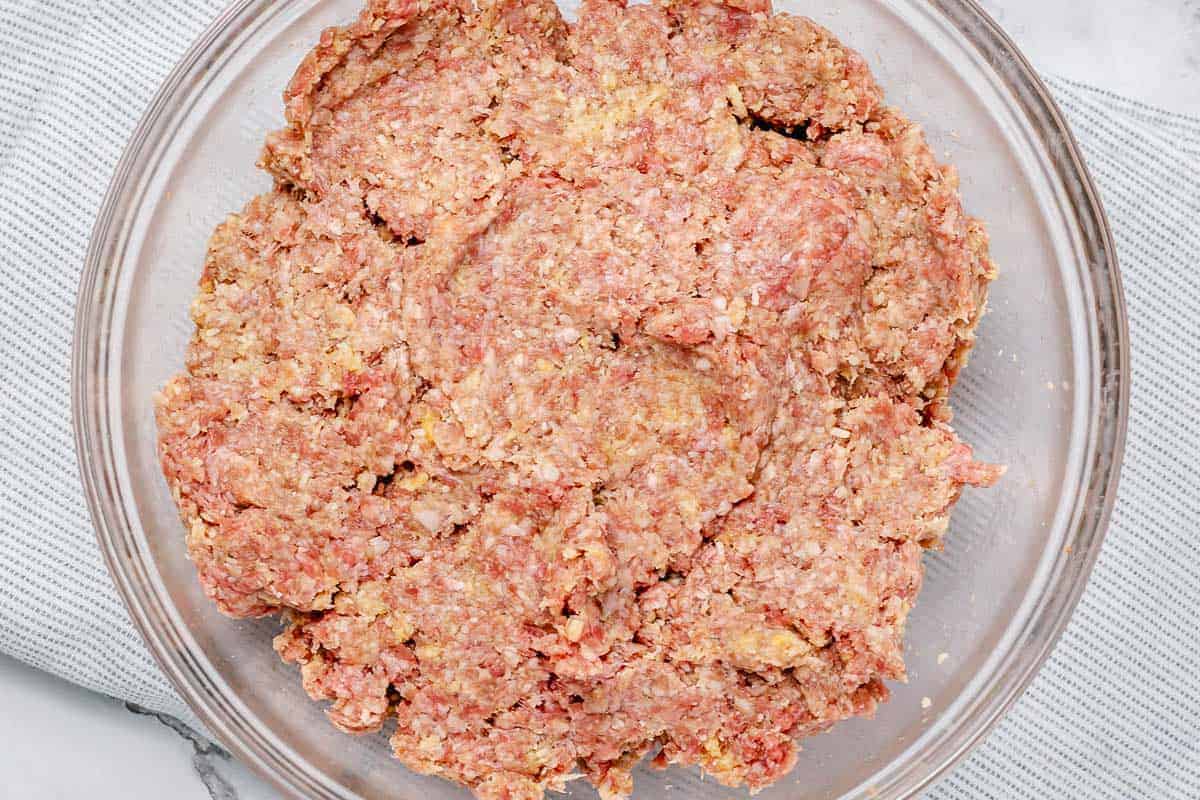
[156,0,1004,796]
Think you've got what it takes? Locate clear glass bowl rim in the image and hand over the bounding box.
[72,0,1130,798]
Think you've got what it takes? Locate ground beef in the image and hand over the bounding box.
[156,0,1004,797]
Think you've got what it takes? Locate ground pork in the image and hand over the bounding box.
[157,0,1003,796]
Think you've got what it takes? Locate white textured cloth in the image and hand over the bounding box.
[0,1,1196,797]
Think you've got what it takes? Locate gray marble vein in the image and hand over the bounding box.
[125,703,241,800]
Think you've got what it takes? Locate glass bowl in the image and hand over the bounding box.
[73,0,1128,798]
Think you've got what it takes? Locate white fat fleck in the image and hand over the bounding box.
[413,507,442,533]
[556,327,581,345]
[535,461,561,482]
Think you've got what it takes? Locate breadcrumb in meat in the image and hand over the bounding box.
[156,0,1005,797]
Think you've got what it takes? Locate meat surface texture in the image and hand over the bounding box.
[156,0,1003,797]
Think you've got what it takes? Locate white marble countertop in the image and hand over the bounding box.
[3,2,1197,799]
